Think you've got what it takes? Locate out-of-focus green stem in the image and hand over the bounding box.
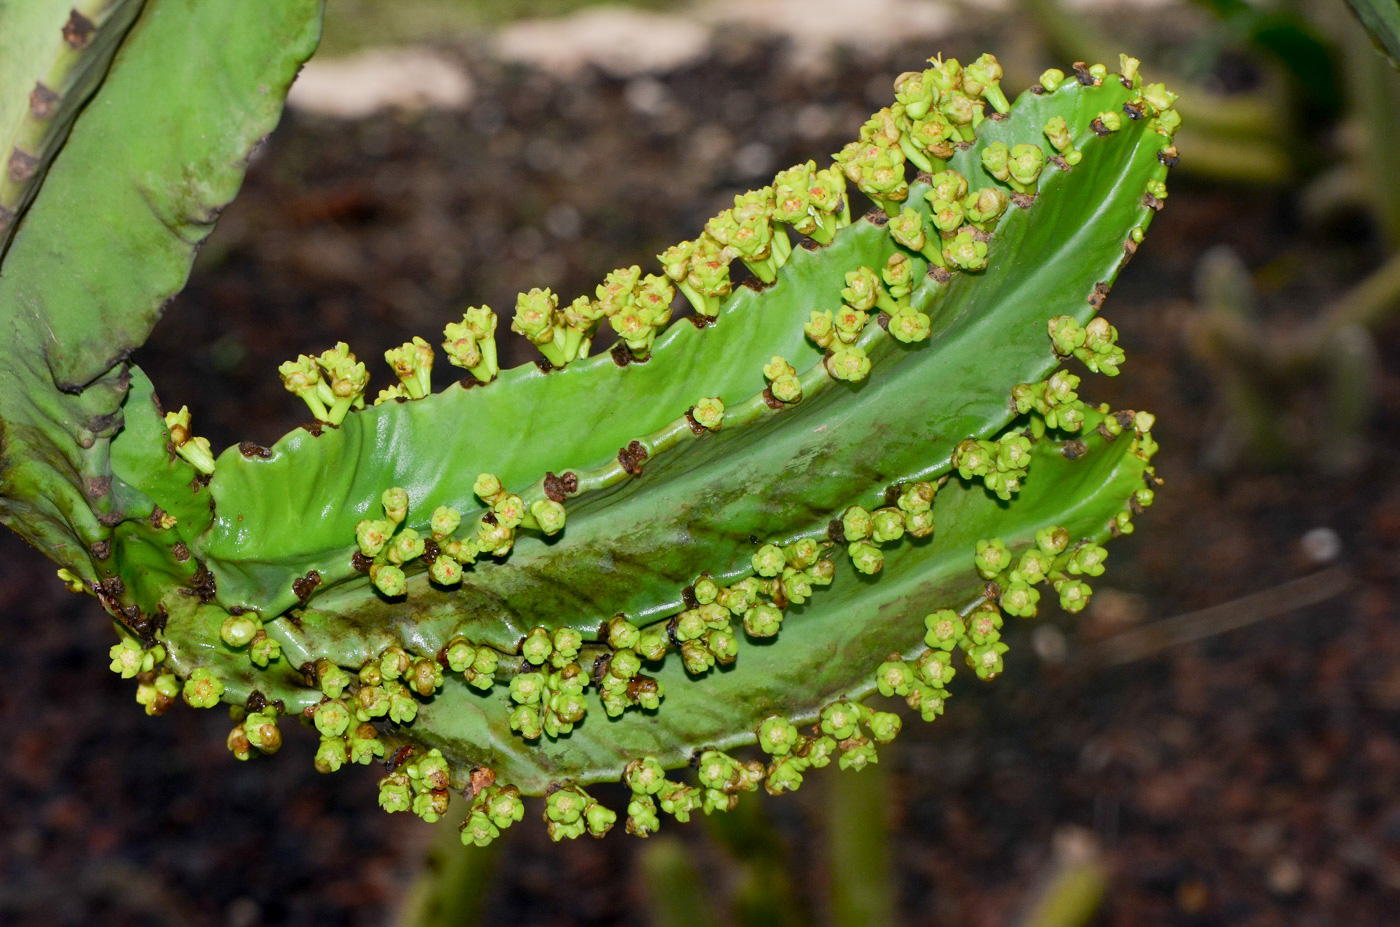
[396,808,501,927]
[704,793,805,927]
[1344,10,1400,246]
[639,838,721,927]
[825,762,896,927]
[1019,0,1294,177]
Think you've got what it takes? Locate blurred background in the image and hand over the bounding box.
[2,0,1399,924]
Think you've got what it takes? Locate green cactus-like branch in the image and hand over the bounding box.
[0,3,1178,849]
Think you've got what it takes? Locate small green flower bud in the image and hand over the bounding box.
[953,437,994,478]
[924,609,966,651]
[220,613,259,649]
[625,756,667,795]
[1008,143,1045,190]
[833,304,868,345]
[636,628,669,662]
[386,528,425,565]
[550,627,583,667]
[975,537,1011,578]
[509,704,542,740]
[692,396,725,431]
[521,627,553,666]
[378,773,412,813]
[510,671,545,705]
[820,700,860,740]
[413,788,450,824]
[428,555,461,585]
[378,646,411,680]
[943,230,989,272]
[227,725,253,761]
[356,684,390,720]
[1036,525,1070,555]
[1055,578,1092,613]
[530,499,567,536]
[384,336,434,400]
[248,630,281,668]
[460,813,499,848]
[1048,315,1086,355]
[967,603,1004,645]
[907,684,949,722]
[964,186,1009,226]
[429,506,460,541]
[466,649,498,690]
[372,564,406,597]
[758,715,800,756]
[743,603,784,638]
[827,345,872,382]
[244,710,282,754]
[386,682,418,724]
[866,710,902,744]
[916,649,956,688]
[707,628,739,665]
[608,648,643,681]
[607,616,640,650]
[883,252,914,299]
[782,567,813,604]
[407,658,443,697]
[1069,543,1108,577]
[890,308,931,344]
[981,141,1010,182]
[764,756,807,795]
[484,786,526,829]
[839,741,878,772]
[1015,547,1053,585]
[752,543,786,577]
[355,519,391,558]
[546,786,585,826]
[314,660,350,699]
[109,639,163,678]
[963,53,1009,113]
[626,794,661,837]
[473,473,503,504]
[871,507,905,544]
[1039,68,1065,91]
[314,735,348,774]
[970,640,1010,679]
[1000,581,1040,618]
[876,658,916,697]
[182,667,224,709]
[314,699,352,737]
[585,800,616,838]
[888,208,928,254]
[679,639,715,675]
[841,505,872,541]
[659,781,702,822]
[848,541,884,575]
[349,723,385,765]
[1096,110,1122,132]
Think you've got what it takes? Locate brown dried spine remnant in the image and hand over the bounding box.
[86,475,111,499]
[627,675,660,703]
[245,690,269,713]
[148,507,168,529]
[1072,62,1094,86]
[189,564,217,602]
[543,471,577,502]
[1090,118,1112,137]
[62,10,96,47]
[1010,192,1036,210]
[421,540,441,565]
[469,766,496,797]
[827,518,847,545]
[1049,155,1071,173]
[684,408,706,435]
[1122,100,1145,121]
[1088,281,1111,310]
[29,83,59,119]
[877,312,891,331]
[292,570,322,604]
[927,266,952,284]
[304,421,324,437]
[533,357,557,373]
[681,585,699,609]
[351,551,372,572]
[1158,146,1179,168]
[761,388,783,410]
[864,209,889,226]
[1123,237,1139,260]
[238,441,272,459]
[610,342,635,367]
[90,540,111,561]
[7,148,37,183]
[1061,438,1089,460]
[618,440,648,476]
[1143,192,1165,212]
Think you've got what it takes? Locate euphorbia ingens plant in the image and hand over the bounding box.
[0,1,1177,846]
